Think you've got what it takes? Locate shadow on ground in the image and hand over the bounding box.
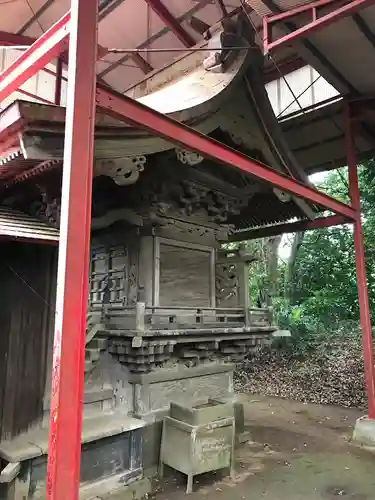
[152,395,375,500]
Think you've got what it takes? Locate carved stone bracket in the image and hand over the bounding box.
[139,176,248,226]
[95,156,146,185]
[30,187,61,228]
[273,188,291,203]
[108,335,269,373]
[175,148,204,166]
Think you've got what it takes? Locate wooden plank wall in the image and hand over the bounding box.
[0,242,57,440]
[159,244,212,307]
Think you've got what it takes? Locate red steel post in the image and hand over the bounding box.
[46,0,98,498]
[346,103,375,419]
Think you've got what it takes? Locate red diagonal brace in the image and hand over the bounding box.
[131,53,153,73]
[0,12,70,103]
[263,0,375,53]
[144,0,195,47]
[96,87,356,219]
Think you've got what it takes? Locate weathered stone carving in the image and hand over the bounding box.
[142,177,247,225]
[108,336,267,373]
[95,156,146,185]
[30,187,61,227]
[216,263,238,305]
[175,148,204,166]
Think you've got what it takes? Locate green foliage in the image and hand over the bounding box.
[263,162,375,354]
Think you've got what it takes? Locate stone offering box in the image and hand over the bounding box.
[159,399,235,493]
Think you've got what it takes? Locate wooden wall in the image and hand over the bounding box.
[159,243,213,307]
[0,242,57,440]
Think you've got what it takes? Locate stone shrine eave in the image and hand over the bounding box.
[0,36,318,226]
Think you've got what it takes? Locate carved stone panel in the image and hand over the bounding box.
[159,243,212,307]
[89,241,138,313]
[215,262,239,307]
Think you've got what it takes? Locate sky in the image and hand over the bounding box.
[278,170,328,260]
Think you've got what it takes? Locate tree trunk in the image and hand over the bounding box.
[267,235,282,305]
[284,232,304,304]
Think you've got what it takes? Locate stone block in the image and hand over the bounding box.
[141,421,162,471]
[132,363,234,417]
[234,400,244,434]
[352,416,375,448]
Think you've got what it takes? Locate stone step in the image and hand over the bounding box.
[87,337,108,351]
[84,360,93,373]
[85,348,101,362]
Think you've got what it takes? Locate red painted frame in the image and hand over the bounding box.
[263,0,375,53]
[0,2,374,498]
[54,57,63,104]
[0,12,70,102]
[143,0,195,47]
[346,104,375,418]
[45,2,98,500]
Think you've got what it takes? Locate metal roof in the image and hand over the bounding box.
[0,206,59,243]
[280,97,374,173]
[247,0,375,97]
[246,0,375,171]
[0,0,303,97]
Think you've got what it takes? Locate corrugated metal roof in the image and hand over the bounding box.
[0,148,40,180]
[0,207,59,243]
[280,97,375,173]
[247,0,315,17]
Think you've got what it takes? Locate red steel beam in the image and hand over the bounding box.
[0,12,70,103]
[0,32,67,82]
[46,0,98,498]
[54,57,63,104]
[346,103,375,419]
[96,87,356,219]
[144,0,195,47]
[18,88,54,104]
[0,30,106,81]
[263,54,306,83]
[263,0,375,53]
[0,30,36,46]
[229,214,349,241]
[131,52,153,73]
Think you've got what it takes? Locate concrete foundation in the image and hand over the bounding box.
[352,416,375,448]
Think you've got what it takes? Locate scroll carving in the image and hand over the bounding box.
[175,148,204,166]
[95,156,146,185]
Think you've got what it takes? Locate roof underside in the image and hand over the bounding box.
[247,0,375,171]
[0,0,302,94]
[1,1,374,174]
[0,0,374,241]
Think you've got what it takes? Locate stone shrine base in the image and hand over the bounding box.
[0,362,240,499]
[129,363,240,475]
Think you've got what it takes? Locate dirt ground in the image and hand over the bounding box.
[153,394,375,500]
